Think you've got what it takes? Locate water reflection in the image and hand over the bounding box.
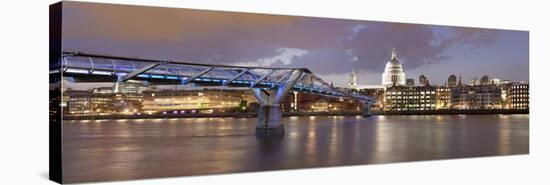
[305,121,317,165]
[62,115,529,183]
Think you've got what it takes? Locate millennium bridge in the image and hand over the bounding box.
[51,52,375,136]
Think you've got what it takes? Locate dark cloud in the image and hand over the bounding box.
[63,1,303,63]
[324,23,500,75]
[62,1,501,78]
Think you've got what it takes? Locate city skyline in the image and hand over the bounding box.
[62,2,529,87]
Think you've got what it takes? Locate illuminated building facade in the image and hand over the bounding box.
[65,90,114,114]
[141,89,256,113]
[435,86,451,109]
[384,85,436,111]
[282,91,361,112]
[112,93,143,114]
[310,99,329,112]
[91,93,115,113]
[358,87,385,111]
[93,87,114,94]
[450,84,503,110]
[491,78,511,86]
[114,80,150,94]
[284,91,300,112]
[62,81,529,116]
[65,90,93,114]
[506,82,529,110]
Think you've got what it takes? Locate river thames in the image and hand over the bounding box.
[62,114,529,183]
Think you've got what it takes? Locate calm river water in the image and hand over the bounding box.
[62,114,529,183]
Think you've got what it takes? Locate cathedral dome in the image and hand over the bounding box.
[382,47,406,86]
[385,57,404,73]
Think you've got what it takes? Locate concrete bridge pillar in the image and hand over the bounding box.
[361,101,372,117]
[253,70,303,137]
[255,104,284,136]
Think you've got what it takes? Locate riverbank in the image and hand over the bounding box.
[375,109,529,115]
[63,109,528,120]
[63,111,365,120]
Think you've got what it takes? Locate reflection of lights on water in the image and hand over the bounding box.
[436,116,444,123]
[65,114,527,172]
[290,116,298,120]
[412,115,420,119]
[194,118,208,123]
[373,122,391,162]
[513,114,529,119]
[307,131,316,138]
[309,116,316,120]
[497,121,512,155]
[112,146,134,152]
[498,114,511,120]
[351,122,361,159]
[332,116,345,120]
[304,118,318,164]
[327,122,340,162]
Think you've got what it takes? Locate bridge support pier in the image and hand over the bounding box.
[361,101,372,117]
[256,105,284,136]
[252,70,303,137]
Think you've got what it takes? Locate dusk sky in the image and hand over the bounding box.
[62,2,529,87]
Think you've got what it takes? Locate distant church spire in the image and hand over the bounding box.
[349,65,358,89]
